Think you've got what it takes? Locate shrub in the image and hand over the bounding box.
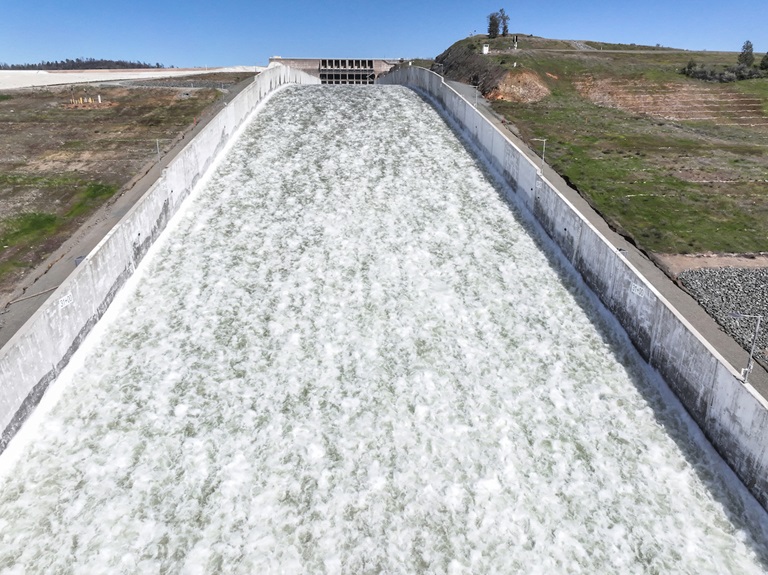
[681,60,766,82]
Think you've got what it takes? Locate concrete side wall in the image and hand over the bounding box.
[0,66,320,451]
[378,67,768,510]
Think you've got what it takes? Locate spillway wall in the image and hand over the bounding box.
[378,67,768,510]
[0,66,320,451]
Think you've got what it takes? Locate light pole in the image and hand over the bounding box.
[729,312,764,383]
[531,138,547,171]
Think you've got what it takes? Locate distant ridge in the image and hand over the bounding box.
[0,58,168,71]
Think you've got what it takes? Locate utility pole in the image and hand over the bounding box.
[531,138,547,171]
[729,312,764,383]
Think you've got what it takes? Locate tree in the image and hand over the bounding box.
[738,40,754,67]
[499,8,510,37]
[487,11,500,39]
[761,52,768,71]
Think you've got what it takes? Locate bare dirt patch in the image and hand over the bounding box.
[487,70,550,103]
[574,77,768,127]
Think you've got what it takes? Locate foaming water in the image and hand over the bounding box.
[0,85,766,573]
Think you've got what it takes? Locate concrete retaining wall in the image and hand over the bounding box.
[0,66,320,451]
[379,67,768,510]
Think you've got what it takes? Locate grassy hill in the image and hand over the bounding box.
[434,35,768,256]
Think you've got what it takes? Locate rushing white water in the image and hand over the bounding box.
[1,85,767,573]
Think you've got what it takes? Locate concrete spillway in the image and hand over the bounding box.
[1,85,767,572]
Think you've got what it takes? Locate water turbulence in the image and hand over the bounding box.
[1,85,767,573]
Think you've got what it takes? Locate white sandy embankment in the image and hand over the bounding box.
[0,66,264,90]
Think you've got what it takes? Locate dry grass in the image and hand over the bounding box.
[0,73,254,295]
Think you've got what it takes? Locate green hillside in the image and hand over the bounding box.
[434,35,768,255]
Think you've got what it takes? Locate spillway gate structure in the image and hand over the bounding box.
[268,57,397,84]
[320,59,375,84]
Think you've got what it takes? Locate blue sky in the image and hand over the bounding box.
[1,0,765,67]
